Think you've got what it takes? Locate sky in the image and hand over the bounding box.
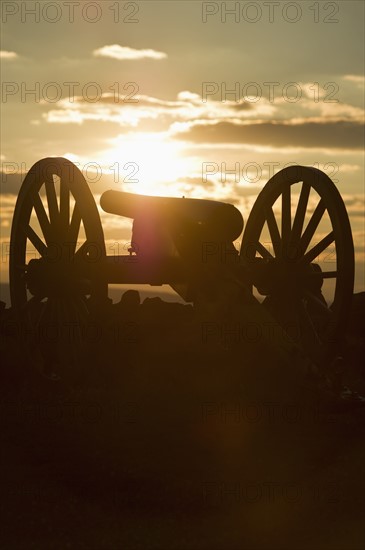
[0,0,364,303]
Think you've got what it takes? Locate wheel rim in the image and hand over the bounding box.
[9,157,107,372]
[240,165,354,362]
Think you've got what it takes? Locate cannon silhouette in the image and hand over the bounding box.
[9,158,354,373]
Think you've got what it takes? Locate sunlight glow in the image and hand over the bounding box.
[100,132,194,196]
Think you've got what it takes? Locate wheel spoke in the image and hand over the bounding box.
[75,240,89,259]
[299,199,326,256]
[291,182,310,245]
[73,296,90,327]
[71,301,84,345]
[60,179,70,231]
[303,270,337,281]
[31,192,53,245]
[26,226,48,257]
[45,175,59,228]
[281,185,291,252]
[300,232,335,264]
[297,298,323,348]
[304,290,332,318]
[35,298,49,329]
[266,207,281,257]
[36,303,47,327]
[69,205,82,255]
[256,241,274,259]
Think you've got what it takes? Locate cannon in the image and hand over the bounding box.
[9,157,354,374]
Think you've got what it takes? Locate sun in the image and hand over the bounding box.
[100,132,192,196]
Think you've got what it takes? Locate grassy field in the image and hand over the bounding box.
[0,294,364,549]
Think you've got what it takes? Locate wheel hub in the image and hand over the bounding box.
[250,258,323,297]
[26,258,91,298]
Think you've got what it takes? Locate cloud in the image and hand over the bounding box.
[41,91,278,128]
[301,100,365,119]
[0,172,23,195]
[343,75,365,87]
[171,119,365,151]
[338,164,361,173]
[93,44,167,61]
[0,50,18,59]
[37,86,363,153]
[338,195,365,218]
[73,91,256,115]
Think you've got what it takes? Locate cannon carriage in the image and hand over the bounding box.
[9,157,354,375]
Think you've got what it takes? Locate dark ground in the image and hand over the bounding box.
[0,293,364,550]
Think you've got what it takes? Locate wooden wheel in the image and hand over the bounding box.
[9,157,107,375]
[240,165,354,365]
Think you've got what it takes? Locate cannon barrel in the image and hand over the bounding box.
[100,190,244,241]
